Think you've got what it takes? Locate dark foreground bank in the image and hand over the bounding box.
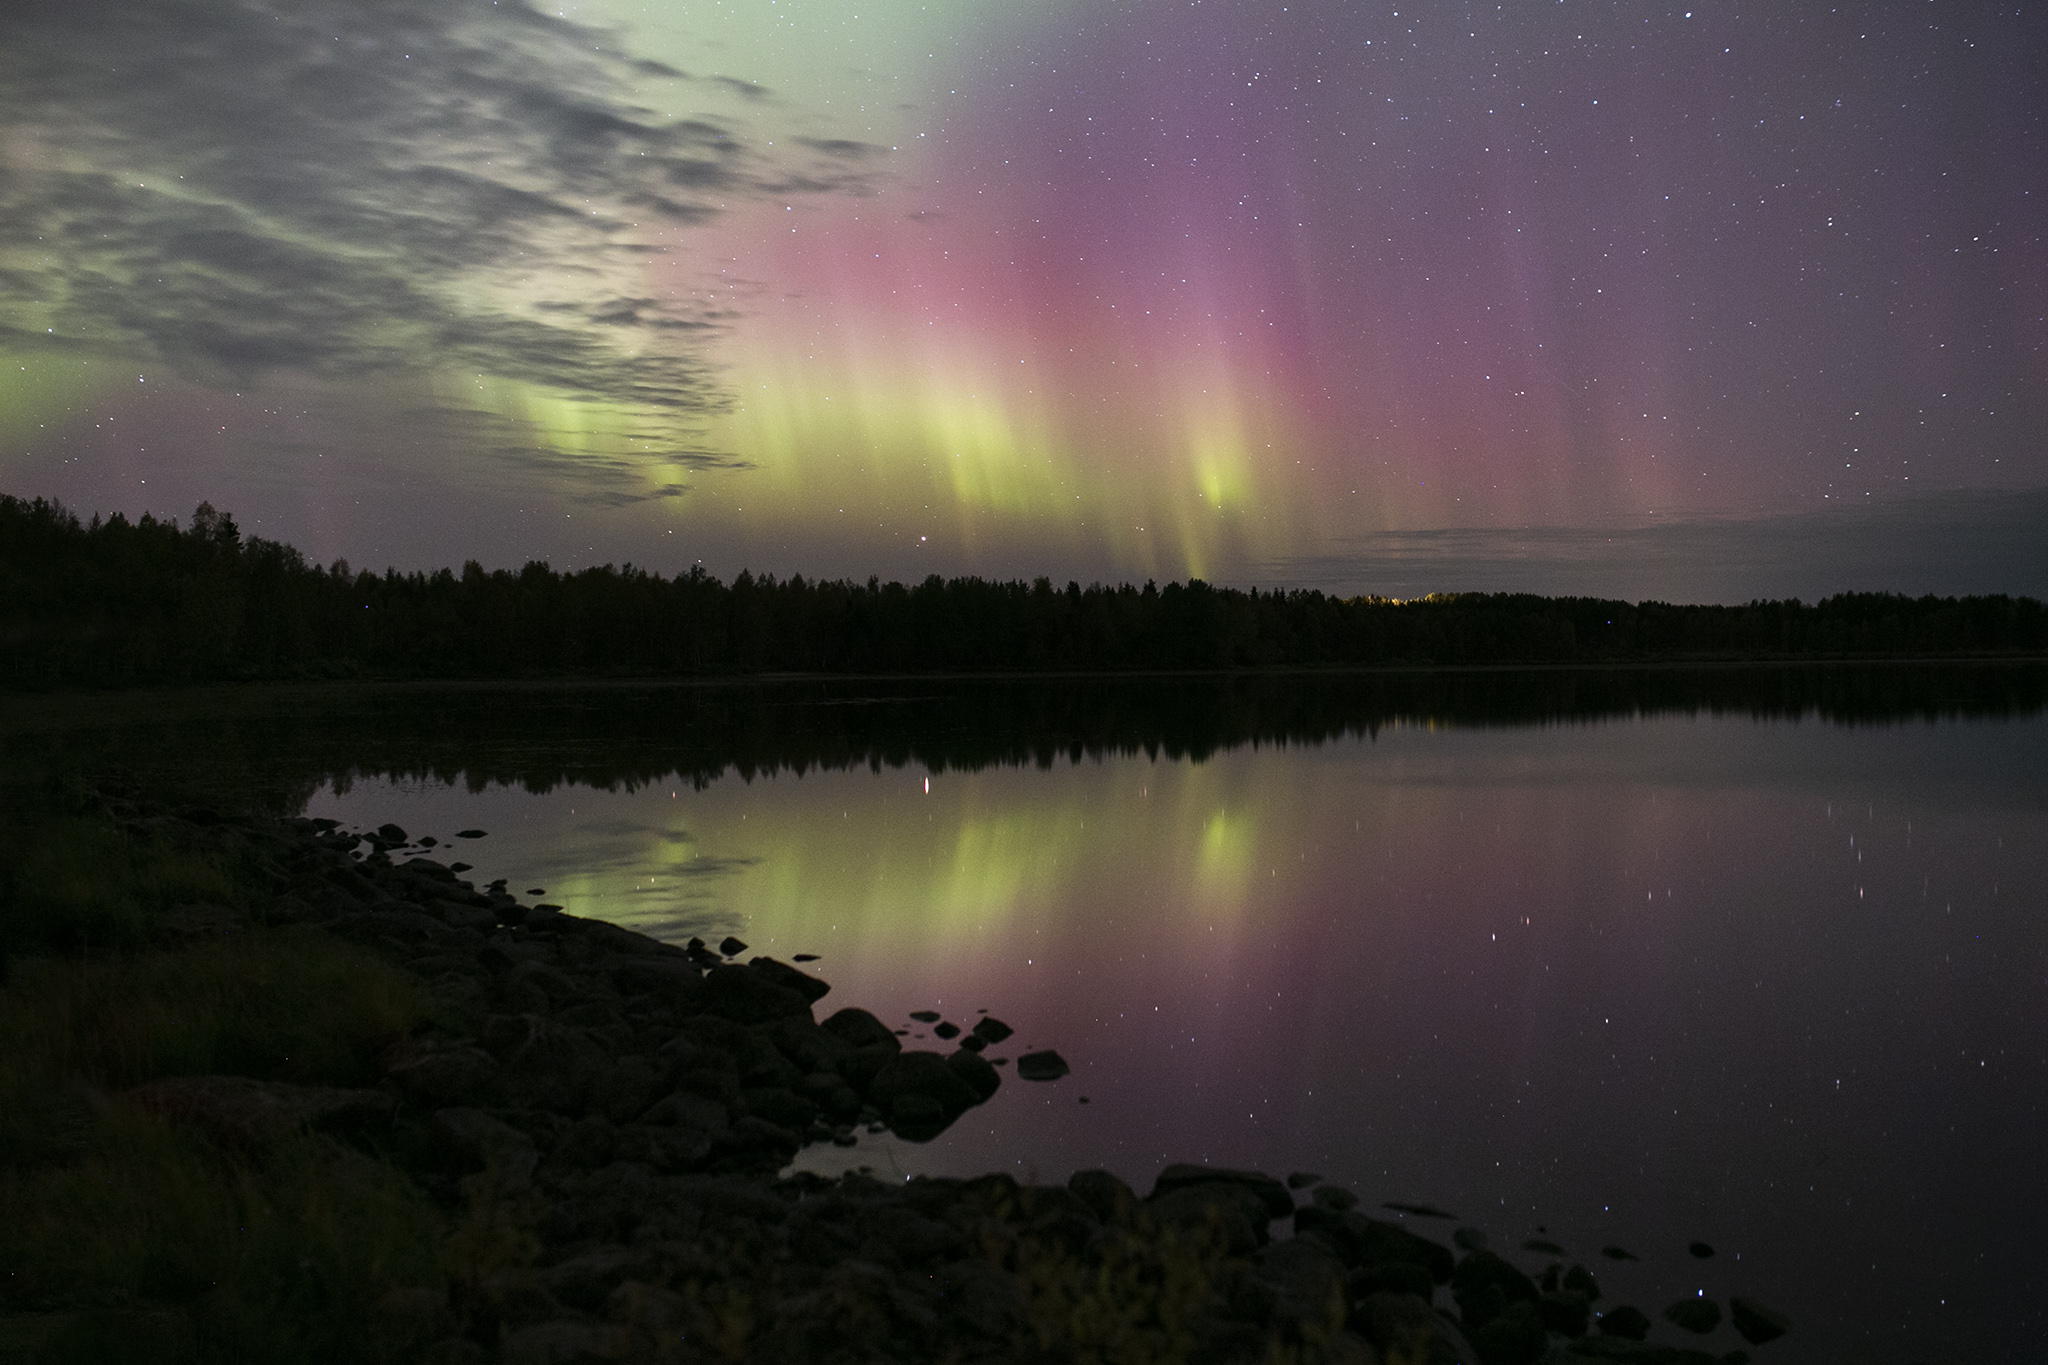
[0,795,1788,1364]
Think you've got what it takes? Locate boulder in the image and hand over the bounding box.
[535,1246,654,1314]
[430,1107,539,1186]
[340,908,447,945]
[719,1115,802,1167]
[870,1052,981,1132]
[820,1007,900,1052]
[1450,1248,1539,1330]
[496,1021,613,1113]
[548,1114,618,1170]
[1348,1261,1434,1302]
[699,964,812,1024]
[1729,1297,1790,1345]
[1151,1164,1294,1221]
[759,1015,855,1075]
[1597,1305,1652,1340]
[888,1092,949,1140]
[639,1091,732,1136]
[934,1257,1028,1338]
[1312,1185,1359,1212]
[1295,1206,1455,1285]
[1545,1339,1720,1364]
[1351,1292,1477,1365]
[1540,1288,1593,1337]
[505,960,577,1002]
[944,1047,1002,1103]
[1145,1182,1272,1255]
[747,956,831,1004]
[1254,1234,1348,1328]
[1663,1296,1722,1334]
[1015,1049,1069,1081]
[1468,1298,1547,1365]
[497,1321,610,1365]
[387,1045,501,1107]
[1067,1169,1138,1225]
[839,1042,903,1093]
[742,1086,821,1131]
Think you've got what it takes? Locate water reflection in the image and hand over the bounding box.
[6,665,2044,1364]
[4,661,2042,810]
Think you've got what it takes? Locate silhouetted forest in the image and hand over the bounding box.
[4,495,2043,689]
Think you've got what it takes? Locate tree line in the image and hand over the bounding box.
[3,495,2042,688]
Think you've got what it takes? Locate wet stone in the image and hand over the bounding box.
[944,1047,1001,1103]
[387,1045,501,1107]
[1540,1289,1592,1337]
[1068,1169,1137,1224]
[1349,1260,1434,1302]
[1451,1249,1540,1331]
[1663,1296,1723,1334]
[698,964,812,1025]
[746,955,831,1004]
[1598,1305,1653,1340]
[1153,1164,1294,1220]
[1729,1297,1790,1346]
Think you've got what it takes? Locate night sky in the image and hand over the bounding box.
[3,0,2043,602]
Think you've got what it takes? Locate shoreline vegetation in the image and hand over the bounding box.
[0,788,1792,1364]
[3,495,2043,690]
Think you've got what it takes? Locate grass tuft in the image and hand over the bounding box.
[0,1117,448,1363]
[0,814,241,956]
[0,930,432,1157]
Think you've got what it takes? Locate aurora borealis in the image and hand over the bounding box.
[3,0,2043,600]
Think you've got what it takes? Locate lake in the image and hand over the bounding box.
[9,664,2044,1363]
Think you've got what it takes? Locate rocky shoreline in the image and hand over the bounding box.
[42,802,1787,1364]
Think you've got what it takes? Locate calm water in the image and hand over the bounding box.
[10,668,2045,1362]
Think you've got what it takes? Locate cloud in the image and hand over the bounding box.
[0,0,869,421]
[709,76,771,102]
[796,138,887,161]
[1255,488,2048,604]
